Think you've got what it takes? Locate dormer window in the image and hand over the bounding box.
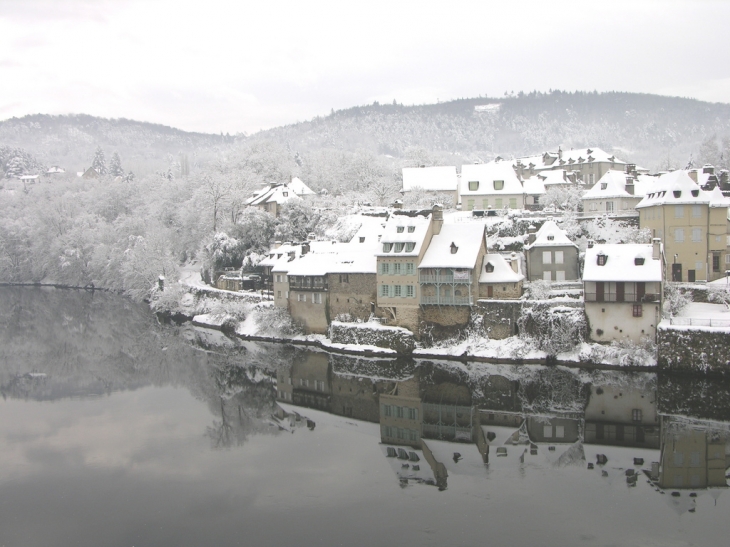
[547,235,554,241]
[494,180,504,191]
[407,226,415,233]
[450,242,458,254]
[383,243,392,252]
[600,183,607,190]
[691,189,699,197]
[468,181,479,191]
[394,243,404,252]
[359,237,365,243]
[405,242,415,252]
[673,190,681,198]
[597,253,607,266]
[634,256,645,266]
[397,226,404,233]
[485,262,494,273]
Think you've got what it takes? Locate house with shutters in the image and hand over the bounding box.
[582,168,654,217]
[459,160,526,211]
[524,220,580,282]
[583,240,664,343]
[513,147,630,186]
[246,178,315,217]
[636,170,730,282]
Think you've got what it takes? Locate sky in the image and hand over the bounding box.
[1,0,729,135]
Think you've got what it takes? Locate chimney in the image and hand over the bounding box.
[625,177,635,195]
[432,204,443,235]
[527,225,537,245]
[301,243,310,255]
[688,170,698,183]
[652,238,661,261]
[587,239,595,249]
[558,146,562,160]
[510,252,519,274]
[274,241,282,249]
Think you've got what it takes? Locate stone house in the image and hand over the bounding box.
[459,160,525,211]
[285,253,331,334]
[583,240,664,343]
[636,170,730,282]
[478,253,524,299]
[379,377,423,448]
[513,147,630,186]
[418,222,488,331]
[246,178,314,217]
[275,352,331,411]
[524,220,580,282]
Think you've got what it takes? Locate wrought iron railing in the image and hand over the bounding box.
[420,295,473,306]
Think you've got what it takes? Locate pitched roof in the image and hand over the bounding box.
[636,170,730,209]
[288,177,315,195]
[418,224,485,269]
[402,166,458,192]
[583,170,653,200]
[583,244,662,282]
[459,161,524,196]
[479,253,524,283]
[247,184,303,206]
[515,147,626,171]
[525,221,577,249]
[377,214,431,257]
[522,175,546,196]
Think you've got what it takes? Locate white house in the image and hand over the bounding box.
[459,161,525,211]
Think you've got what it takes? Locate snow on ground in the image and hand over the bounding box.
[677,302,730,320]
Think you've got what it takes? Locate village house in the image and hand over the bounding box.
[524,220,580,282]
[583,240,664,343]
[459,160,525,211]
[478,253,524,299]
[401,165,458,202]
[418,222,487,332]
[375,209,436,332]
[513,147,630,186]
[636,170,730,282]
[246,178,315,217]
[262,241,307,302]
[582,168,654,217]
[275,353,331,411]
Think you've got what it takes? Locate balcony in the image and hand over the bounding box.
[419,273,472,284]
[584,293,660,303]
[421,295,473,306]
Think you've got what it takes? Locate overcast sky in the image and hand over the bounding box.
[1,0,728,135]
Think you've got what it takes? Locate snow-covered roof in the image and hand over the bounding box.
[583,170,651,200]
[46,166,65,174]
[522,175,546,196]
[636,170,730,209]
[418,224,485,269]
[539,169,571,186]
[247,183,303,206]
[377,214,431,257]
[515,147,626,171]
[19,175,39,181]
[479,253,524,283]
[288,177,315,195]
[583,244,662,282]
[459,161,524,196]
[525,220,577,249]
[402,165,458,192]
[274,238,379,276]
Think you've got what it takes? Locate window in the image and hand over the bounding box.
[380,262,389,274]
[359,236,365,243]
[313,293,322,304]
[616,282,625,302]
[380,285,389,297]
[692,228,702,243]
[713,254,720,272]
[467,199,474,210]
[405,242,415,252]
[407,226,415,233]
[485,262,495,273]
[543,271,552,281]
[726,254,730,264]
[394,242,404,252]
[675,228,684,242]
[695,261,703,271]
[396,226,404,233]
[495,198,502,209]
[692,205,702,218]
[382,243,392,252]
[277,291,281,298]
[509,198,517,209]
[393,263,402,274]
[632,409,642,422]
[673,452,683,466]
[406,285,414,297]
[632,304,642,317]
[543,426,552,438]
[555,251,564,264]
[406,262,414,275]
[606,201,614,212]
[407,407,418,420]
[556,270,565,281]
[542,251,552,264]
[339,274,349,283]
[555,426,565,438]
[382,404,392,417]
[675,205,684,218]
[601,182,607,190]
[589,174,594,185]
[394,285,402,297]
[468,180,479,191]
[494,180,504,190]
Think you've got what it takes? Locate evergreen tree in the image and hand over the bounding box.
[5,156,25,178]
[91,146,107,175]
[109,151,123,177]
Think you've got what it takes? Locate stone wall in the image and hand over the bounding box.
[478,281,523,300]
[328,272,376,322]
[329,321,416,354]
[474,299,584,340]
[657,322,730,375]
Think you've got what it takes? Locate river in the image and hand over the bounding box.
[1,287,729,547]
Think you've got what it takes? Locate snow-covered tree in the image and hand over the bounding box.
[229,208,276,254]
[5,156,25,178]
[707,285,730,310]
[541,185,583,212]
[663,284,692,318]
[109,151,123,177]
[698,134,721,167]
[582,217,650,245]
[518,304,586,355]
[91,146,107,175]
[275,201,321,242]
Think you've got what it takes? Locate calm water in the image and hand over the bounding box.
[1,287,729,547]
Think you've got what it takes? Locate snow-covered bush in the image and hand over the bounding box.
[149,283,187,315]
[329,321,415,354]
[707,285,730,310]
[527,280,552,300]
[587,336,657,366]
[518,304,586,355]
[252,306,302,337]
[663,283,692,318]
[582,217,650,245]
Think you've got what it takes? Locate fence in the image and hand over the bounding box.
[669,317,730,328]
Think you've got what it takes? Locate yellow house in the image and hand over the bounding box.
[636,171,730,282]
